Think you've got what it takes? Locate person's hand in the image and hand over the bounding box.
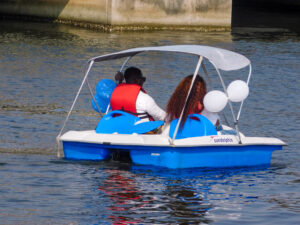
[115,71,124,84]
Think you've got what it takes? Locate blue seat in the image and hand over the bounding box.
[169,114,217,139]
[96,110,164,134]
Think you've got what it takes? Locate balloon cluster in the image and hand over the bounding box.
[92,79,116,113]
[203,80,249,113]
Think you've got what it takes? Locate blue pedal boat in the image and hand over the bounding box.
[57,45,286,169]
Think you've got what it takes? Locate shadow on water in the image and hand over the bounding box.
[232,0,300,34]
[0,0,71,22]
[231,28,300,42]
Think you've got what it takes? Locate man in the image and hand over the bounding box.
[110,67,166,122]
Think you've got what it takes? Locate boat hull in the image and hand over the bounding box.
[62,140,282,168]
[130,145,281,168]
[63,141,112,161]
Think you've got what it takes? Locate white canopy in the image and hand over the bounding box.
[89,45,251,71]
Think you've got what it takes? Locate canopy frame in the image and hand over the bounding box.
[57,45,252,156]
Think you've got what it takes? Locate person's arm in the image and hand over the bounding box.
[201,108,220,126]
[136,92,166,121]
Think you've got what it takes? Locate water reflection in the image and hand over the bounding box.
[93,165,275,224]
[98,169,143,224]
[97,168,211,224]
[163,185,211,224]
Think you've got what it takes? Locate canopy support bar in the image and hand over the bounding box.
[237,64,252,121]
[171,56,203,144]
[56,60,95,157]
[87,77,102,116]
[210,60,242,144]
[105,56,132,114]
[201,63,212,91]
[120,56,132,72]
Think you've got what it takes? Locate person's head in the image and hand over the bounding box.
[165,75,207,127]
[124,67,146,86]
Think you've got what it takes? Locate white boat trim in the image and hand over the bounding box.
[60,130,286,147]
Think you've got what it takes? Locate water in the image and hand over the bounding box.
[0,20,299,224]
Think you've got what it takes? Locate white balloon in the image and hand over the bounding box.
[203,90,228,113]
[227,80,249,102]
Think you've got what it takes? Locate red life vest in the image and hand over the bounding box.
[110,83,153,120]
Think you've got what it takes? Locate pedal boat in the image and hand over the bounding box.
[57,45,286,169]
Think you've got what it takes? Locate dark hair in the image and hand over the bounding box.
[165,75,207,128]
[124,67,145,85]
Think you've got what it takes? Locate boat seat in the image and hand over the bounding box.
[96,110,164,134]
[169,114,217,139]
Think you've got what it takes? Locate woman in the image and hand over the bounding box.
[165,75,219,128]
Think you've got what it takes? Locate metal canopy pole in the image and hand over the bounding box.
[237,64,252,121]
[201,63,212,91]
[120,56,132,72]
[104,56,132,114]
[87,77,102,116]
[56,60,95,157]
[171,56,203,144]
[209,60,242,144]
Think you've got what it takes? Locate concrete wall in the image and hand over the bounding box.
[0,0,232,29]
[111,0,231,27]
[0,0,110,24]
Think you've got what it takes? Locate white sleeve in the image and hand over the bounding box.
[201,108,220,125]
[136,91,166,121]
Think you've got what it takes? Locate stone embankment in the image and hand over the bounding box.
[0,0,232,31]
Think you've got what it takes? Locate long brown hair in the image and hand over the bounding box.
[165,75,207,128]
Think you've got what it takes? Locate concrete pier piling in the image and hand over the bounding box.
[0,0,232,31]
[0,0,299,31]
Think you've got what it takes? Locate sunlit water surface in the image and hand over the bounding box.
[0,21,299,224]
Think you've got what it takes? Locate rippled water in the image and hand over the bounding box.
[0,21,299,224]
